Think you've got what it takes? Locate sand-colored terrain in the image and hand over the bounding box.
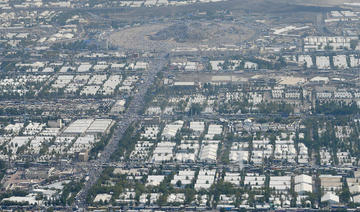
[109,21,255,51]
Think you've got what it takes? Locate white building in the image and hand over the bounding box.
[294,174,313,194]
[244,173,266,189]
[333,55,348,69]
[298,55,313,68]
[194,169,216,190]
[199,140,219,163]
[224,172,242,186]
[269,176,291,192]
[93,194,112,203]
[316,56,330,69]
[151,141,176,163]
[146,175,165,186]
[162,120,184,139]
[321,192,339,205]
[171,170,195,186]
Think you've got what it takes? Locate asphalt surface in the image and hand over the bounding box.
[73,53,167,209]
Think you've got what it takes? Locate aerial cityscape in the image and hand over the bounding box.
[0,0,360,211]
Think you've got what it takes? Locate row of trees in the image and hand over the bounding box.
[314,101,359,115]
[258,102,294,115]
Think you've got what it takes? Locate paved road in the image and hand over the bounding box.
[73,53,167,209]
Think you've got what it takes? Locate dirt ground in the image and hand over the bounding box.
[107,0,356,51]
[109,21,255,51]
